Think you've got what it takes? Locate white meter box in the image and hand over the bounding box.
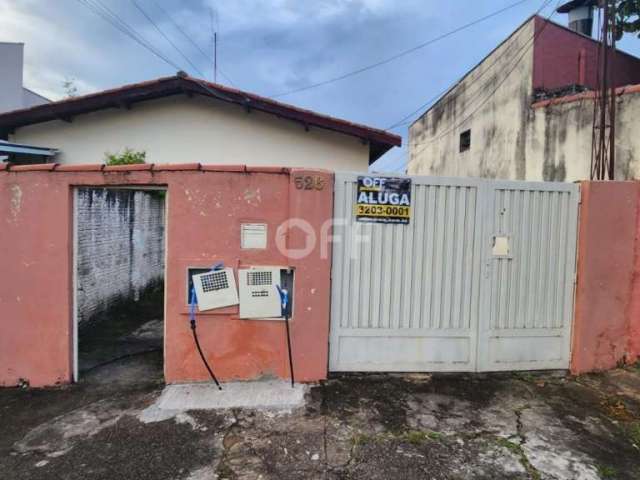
[238,267,282,319]
[192,268,239,311]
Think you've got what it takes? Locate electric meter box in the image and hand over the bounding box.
[238,267,284,319]
[192,267,239,311]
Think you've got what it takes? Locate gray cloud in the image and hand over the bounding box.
[2,0,639,172]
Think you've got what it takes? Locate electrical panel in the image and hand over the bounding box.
[492,235,511,257]
[241,223,268,249]
[192,268,239,311]
[238,267,282,319]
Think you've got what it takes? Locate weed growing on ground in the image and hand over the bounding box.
[515,372,536,383]
[494,437,540,480]
[495,437,521,454]
[628,422,640,448]
[597,464,618,479]
[351,430,443,448]
[351,433,374,447]
[600,397,634,421]
[402,430,442,444]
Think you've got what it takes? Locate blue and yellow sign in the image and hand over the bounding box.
[355,176,411,224]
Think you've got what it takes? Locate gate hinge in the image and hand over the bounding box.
[577,188,582,204]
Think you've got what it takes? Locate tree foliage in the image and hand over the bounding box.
[104,148,147,165]
[62,77,78,98]
[617,0,640,38]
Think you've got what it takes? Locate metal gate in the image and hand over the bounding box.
[329,173,579,372]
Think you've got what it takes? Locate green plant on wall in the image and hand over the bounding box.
[104,148,147,166]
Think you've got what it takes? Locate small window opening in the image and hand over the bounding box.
[459,129,471,152]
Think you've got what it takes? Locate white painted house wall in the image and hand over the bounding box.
[11,95,370,171]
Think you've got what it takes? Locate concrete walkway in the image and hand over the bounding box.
[1,353,639,479]
[152,381,307,411]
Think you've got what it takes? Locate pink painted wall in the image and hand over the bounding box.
[533,17,640,92]
[0,165,74,387]
[628,199,640,361]
[572,181,640,374]
[0,163,333,387]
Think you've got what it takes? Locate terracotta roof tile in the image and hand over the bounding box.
[0,75,401,164]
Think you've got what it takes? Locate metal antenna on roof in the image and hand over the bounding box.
[210,6,218,83]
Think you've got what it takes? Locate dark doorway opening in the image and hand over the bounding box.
[74,187,166,379]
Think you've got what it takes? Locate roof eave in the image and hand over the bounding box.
[0,75,401,162]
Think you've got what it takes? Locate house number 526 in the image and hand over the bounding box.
[294,175,325,190]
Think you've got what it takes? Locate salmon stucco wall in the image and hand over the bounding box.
[0,163,333,387]
[572,181,640,374]
[0,165,74,387]
[628,196,640,361]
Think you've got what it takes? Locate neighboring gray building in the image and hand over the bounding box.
[0,42,49,114]
[408,12,640,181]
[0,42,55,163]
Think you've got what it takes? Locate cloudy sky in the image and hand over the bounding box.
[2,0,640,171]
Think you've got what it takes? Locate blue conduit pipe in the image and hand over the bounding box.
[276,285,295,388]
[189,268,222,390]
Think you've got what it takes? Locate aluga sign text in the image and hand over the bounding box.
[355,176,412,224]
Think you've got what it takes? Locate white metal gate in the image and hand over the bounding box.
[329,173,579,372]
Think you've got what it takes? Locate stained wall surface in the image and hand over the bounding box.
[76,188,165,324]
[408,15,640,182]
[408,18,535,179]
[572,181,640,373]
[0,164,333,387]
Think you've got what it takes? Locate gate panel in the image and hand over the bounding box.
[477,182,579,371]
[329,174,579,373]
[329,174,483,372]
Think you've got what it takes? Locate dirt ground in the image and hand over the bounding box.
[1,352,639,480]
[78,283,164,372]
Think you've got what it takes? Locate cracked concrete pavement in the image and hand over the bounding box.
[1,353,639,479]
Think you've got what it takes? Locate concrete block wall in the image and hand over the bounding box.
[76,188,165,324]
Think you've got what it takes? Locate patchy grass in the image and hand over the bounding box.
[495,437,521,454]
[628,422,640,448]
[514,372,536,383]
[515,404,531,414]
[600,397,634,421]
[597,464,618,479]
[216,462,237,480]
[351,430,442,448]
[351,432,375,447]
[494,437,540,480]
[402,430,442,444]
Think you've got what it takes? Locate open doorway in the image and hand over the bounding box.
[73,187,166,381]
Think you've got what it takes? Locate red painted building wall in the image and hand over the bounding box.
[572,181,640,374]
[0,164,333,387]
[533,16,640,92]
